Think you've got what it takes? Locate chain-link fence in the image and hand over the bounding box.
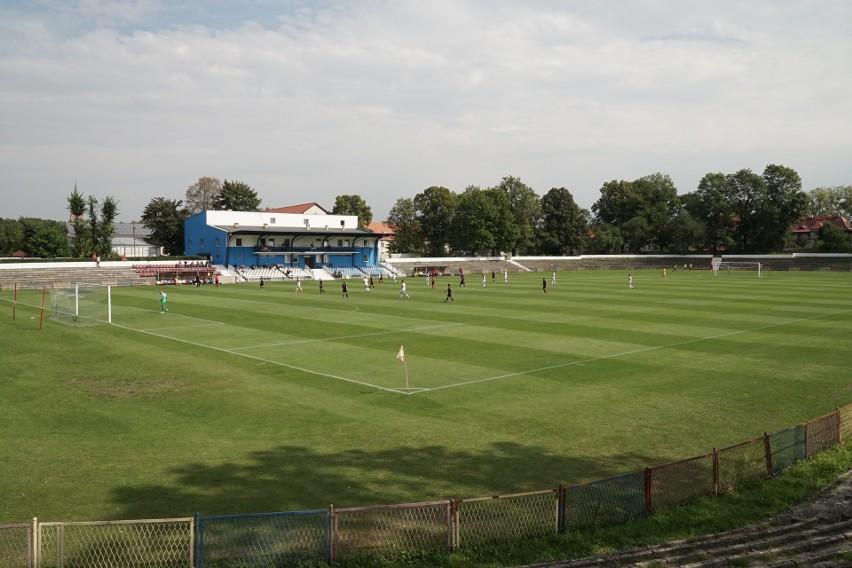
[717,437,769,492]
[563,470,645,531]
[196,510,327,567]
[0,524,31,568]
[457,490,558,547]
[647,453,715,514]
[768,424,807,474]
[36,518,193,568]
[330,501,451,561]
[6,404,850,566]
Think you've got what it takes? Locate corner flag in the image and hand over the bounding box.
[396,345,405,362]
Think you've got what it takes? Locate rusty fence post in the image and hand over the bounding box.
[712,448,719,496]
[327,504,335,563]
[763,432,774,478]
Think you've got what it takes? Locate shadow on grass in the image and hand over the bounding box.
[111,442,659,519]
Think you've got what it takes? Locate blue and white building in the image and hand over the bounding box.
[184,209,382,270]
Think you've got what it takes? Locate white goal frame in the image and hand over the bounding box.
[713,261,762,278]
[50,283,112,326]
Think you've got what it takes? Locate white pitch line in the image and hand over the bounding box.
[229,322,464,351]
[413,308,852,394]
[110,321,411,395]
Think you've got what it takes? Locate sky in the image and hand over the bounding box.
[1,0,851,223]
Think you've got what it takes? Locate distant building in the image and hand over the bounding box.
[66,221,159,258]
[790,215,852,248]
[367,221,393,261]
[184,209,380,269]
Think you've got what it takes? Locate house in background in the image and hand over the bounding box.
[66,221,159,257]
[789,215,852,248]
[367,221,393,261]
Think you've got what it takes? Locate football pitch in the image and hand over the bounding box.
[1,269,850,523]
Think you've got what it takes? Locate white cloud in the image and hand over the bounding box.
[1,0,851,223]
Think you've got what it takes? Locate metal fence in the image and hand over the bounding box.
[2,403,849,567]
[35,518,193,568]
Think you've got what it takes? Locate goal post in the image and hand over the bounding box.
[714,261,762,278]
[50,283,112,326]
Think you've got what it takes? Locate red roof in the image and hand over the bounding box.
[265,202,329,214]
[368,221,393,235]
[790,215,852,234]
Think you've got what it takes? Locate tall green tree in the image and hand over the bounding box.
[495,176,539,255]
[684,172,735,253]
[386,198,422,254]
[816,222,851,252]
[450,186,497,254]
[414,186,457,256]
[185,176,222,214]
[67,185,88,256]
[537,187,588,255]
[332,194,372,230]
[20,218,69,258]
[213,180,262,212]
[66,188,118,257]
[664,210,706,254]
[756,164,806,252]
[805,185,852,218]
[0,218,24,256]
[97,196,119,258]
[587,223,623,254]
[142,197,189,256]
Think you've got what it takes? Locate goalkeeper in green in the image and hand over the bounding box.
[160,291,168,313]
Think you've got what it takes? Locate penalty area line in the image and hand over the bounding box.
[109,321,412,395]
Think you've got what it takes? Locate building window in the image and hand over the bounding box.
[236,238,242,246]
[215,238,220,248]
[187,239,192,248]
[270,217,276,224]
[268,238,275,247]
[338,239,343,247]
[200,239,205,248]
[284,239,290,247]
[363,254,369,264]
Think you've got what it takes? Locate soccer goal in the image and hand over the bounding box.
[50,283,112,326]
[714,261,762,278]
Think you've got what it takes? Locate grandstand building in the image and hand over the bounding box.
[184,208,381,270]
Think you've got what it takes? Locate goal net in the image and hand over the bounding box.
[714,261,762,278]
[50,283,112,326]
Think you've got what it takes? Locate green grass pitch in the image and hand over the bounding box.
[1,269,850,523]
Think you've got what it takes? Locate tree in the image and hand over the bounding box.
[142,197,189,256]
[684,173,735,253]
[537,187,588,255]
[450,186,497,254]
[97,196,119,258]
[816,222,851,252]
[185,176,222,214]
[592,173,679,252]
[213,180,262,212]
[664,210,706,254]
[67,185,87,256]
[495,176,539,255]
[756,164,806,253]
[386,198,422,254]
[332,194,372,230]
[587,223,623,254]
[0,218,24,256]
[20,218,68,258]
[414,186,457,256]
[66,188,119,258]
[725,168,765,253]
[805,185,852,218]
